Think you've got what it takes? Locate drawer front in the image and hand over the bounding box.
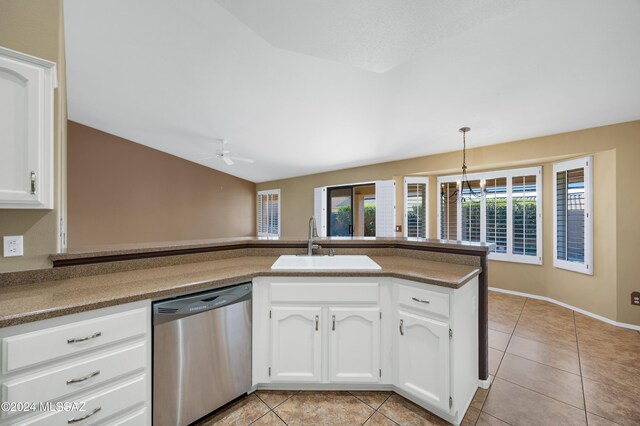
[398,285,449,318]
[104,407,147,426]
[270,282,379,304]
[2,342,146,413]
[15,375,146,426]
[3,308,147,373]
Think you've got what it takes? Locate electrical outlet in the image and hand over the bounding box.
[632,292,640,306]
[3,236,24,257]
[395,225,402,232]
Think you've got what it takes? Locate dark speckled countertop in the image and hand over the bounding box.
[0,254,481,328]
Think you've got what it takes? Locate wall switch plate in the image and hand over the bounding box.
[395,225,402,232]
[632,292,640,306]
[3,235,24,257]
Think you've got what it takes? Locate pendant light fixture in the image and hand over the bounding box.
[459,126,481,199]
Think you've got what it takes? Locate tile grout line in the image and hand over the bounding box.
[504,351,581,377]
[493,376,587,412]
[477,297,526,426]
[372,393,398,425]
[573,310,589,425]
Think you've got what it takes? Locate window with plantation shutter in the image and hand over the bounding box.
[553,157,592,275]
[437,166,542,264]
[404,177,429,238]
[257,189,280,237]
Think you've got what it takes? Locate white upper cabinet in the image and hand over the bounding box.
[328,307,381,383]
[0,46,56,209]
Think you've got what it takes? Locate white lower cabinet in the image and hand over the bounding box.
[397,310,450,412]
[0,300,151,426]
[329,307,380,383]
[253,276,478,426]
[270,307,322,382]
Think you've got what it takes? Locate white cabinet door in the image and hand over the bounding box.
[0,47,55,209]
[329,307,380,383]
[270,307,322,382]
[397,310,450,413]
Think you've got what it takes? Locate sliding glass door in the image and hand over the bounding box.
[327,184,376,237]
[328,186,353,236]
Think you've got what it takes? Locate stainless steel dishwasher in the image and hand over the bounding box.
[153,283,252,426]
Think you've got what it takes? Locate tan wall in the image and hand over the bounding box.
[67,122,256,247]
[258,121,640,325]
[0,0,67,273]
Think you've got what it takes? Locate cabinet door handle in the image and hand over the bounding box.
[399,319,404,336]
[66,370,100,385]
[332,315,336,331]
[68,407,101,424]
[315,315,319,331]
[30,171,36,195]
[67,331,102,344]
[412,297,430,304]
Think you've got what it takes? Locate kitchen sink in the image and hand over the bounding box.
[270,255,381,271]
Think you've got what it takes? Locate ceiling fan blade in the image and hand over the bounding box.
[222,156,234,165]
[229,156,254,163]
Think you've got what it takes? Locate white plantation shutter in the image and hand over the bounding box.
[257,189,280,237]
[314,186,327,237]
[553,157,592,275]
[375,180,396,237]
[485,177,507,253]
[437,166,542,264]
[404,177,429,238]
[461,180,482,242]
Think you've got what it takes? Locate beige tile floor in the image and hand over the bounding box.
[195,291,640,425]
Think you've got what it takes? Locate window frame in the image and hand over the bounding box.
[257,189,281,238]
[403,176,429,239]
[437,166,542,265]
[552,156,593,275]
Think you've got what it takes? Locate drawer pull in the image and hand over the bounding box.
[67,332,102,344]
[68,406,101,424]
[66,370,100,385]
[399,319,404,336]
[315,315,319,331]
[332,315,336,331]
[412,297,430,304]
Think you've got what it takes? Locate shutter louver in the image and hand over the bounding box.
[405,178,428,238]
[485,178,507,254]
[440,182,458,240]
[512,175,538,257]
[461,180,481,242]
[556,168,585,262]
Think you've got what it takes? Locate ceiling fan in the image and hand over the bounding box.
[200,139,254,166]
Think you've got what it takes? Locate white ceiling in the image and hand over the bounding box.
[64,0,640,183]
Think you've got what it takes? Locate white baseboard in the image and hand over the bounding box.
[478,376,492,389]
[489,287,640,331]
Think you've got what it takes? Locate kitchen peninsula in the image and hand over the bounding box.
[0,237,489,426]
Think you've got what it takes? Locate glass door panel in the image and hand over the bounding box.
[328,187,353,236]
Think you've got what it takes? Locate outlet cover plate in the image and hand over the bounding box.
[3,235,24,257]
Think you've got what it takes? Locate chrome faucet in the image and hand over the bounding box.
[307,216,321,256]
